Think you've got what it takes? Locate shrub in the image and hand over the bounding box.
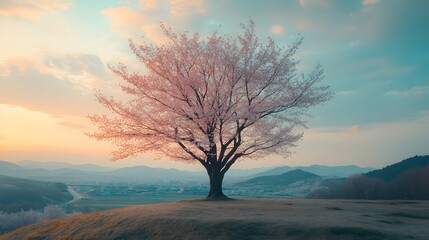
[0,205,71,234]
[43,205,66,220]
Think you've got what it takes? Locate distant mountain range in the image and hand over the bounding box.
[0,161,206,184]
[16,160,114,172]
[1,156,427,201]
[0,175,72,212]
[238,169,320,186]
[0,160,374,184]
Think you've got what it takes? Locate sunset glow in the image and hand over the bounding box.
[1,0,428,169]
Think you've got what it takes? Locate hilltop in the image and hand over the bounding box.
[2,198,428,240]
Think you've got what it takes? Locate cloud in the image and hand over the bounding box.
[42,54,110,92]
[337,91,356,96]
[294,111,429,167]
[140,23,169,44]
[101,0,208,43]
[385,86,429,97]
[100,7,146,35]
[271,25,285,36]
[0,58,33,76]
[101,6,161,42]
[169,0,206,17]
[140,0,158,10]
[101,6,168,44]
[298,0,330,8]
[354,58,416,80]
[362,0,379,5]
[0,54,110,116]
[0,0,71,19]
[44,54,107,77]
[1,53,110,93]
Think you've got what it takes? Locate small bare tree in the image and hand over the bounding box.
[89,20,333,199]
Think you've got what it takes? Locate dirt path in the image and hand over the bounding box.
[66,186,83,204]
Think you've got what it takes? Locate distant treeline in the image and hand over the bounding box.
[310,156,429,200]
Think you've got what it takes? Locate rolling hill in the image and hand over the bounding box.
[237,169,320,186]
[253,165,374,178]
[2,199,428,239]
[365,155,429,181]
[312,155,429,200]
[0,175,72,212]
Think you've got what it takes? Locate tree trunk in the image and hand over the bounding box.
[207,167,227,200]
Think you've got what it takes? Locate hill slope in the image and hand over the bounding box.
[312,156,429,199]
[0,175,72,212]
[365,155,429,181]
[2,199,428,240]
[238,169,320,186]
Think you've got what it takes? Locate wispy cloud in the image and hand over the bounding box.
[356,58,417,80]
[0,0,72,19]
[295,111,429,167]
[101,0,207,43]
[0,54,111,116]
[169,0,206,17]
[100,7,146,35]
[298,0,330,8]
[362,0,379,5]
[385,86,429,97]
[337,91,356,96]
[1,53,110,93]
[140,0,158,10]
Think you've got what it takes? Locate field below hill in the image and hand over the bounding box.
[2,198,428,240]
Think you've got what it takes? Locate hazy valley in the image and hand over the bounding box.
[0,159,376,214]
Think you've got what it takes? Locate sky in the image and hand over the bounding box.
[0,0,428,171]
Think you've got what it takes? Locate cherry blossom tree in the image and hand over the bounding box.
[89,20,333,199]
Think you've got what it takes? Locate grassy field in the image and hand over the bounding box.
[2,198,428,239]
[65,193,205,213]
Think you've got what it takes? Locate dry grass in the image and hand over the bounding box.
[1,198,428,239]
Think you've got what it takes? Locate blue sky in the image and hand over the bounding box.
[0,0,428,169]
